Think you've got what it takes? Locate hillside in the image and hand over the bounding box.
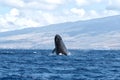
[0,15,120,49]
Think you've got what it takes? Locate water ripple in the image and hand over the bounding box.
[0,49,120,80]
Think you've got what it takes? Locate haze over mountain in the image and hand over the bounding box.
[0,15,120,49]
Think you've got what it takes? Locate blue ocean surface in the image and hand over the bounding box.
[0,49,120,80]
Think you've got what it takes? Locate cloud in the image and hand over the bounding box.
[75,0,89,6]
[25,1,58,10]
[75,0,102,6]
[0,0,120,32]
[0,8,40,32]
[106,0,120,10]
[88,9,119,19]
[9,8,19,16]
[103,10,119,16]
[0,0,62,10]
[45,0,64,4]
[70,7,120,21]
[70,8,86,17]
[0,0,25,7]
[42,13,56,24]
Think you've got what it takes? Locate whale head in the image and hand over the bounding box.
[55,34,62,43]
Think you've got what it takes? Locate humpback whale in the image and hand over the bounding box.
[52,34,68,55]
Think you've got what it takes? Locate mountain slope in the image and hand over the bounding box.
[0,15,120,49]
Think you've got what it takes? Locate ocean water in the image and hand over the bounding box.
[0,49,120,80]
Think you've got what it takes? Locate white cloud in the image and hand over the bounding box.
[103,10,119,16]
[71,8,86,17]
[0,0,25,7]
[90,10,98,16]
[0,8,40,32]
[95,0,102,3]
[10,8,19,16]
[0,0,62,10]
[107,0,120,10]
[75,0,102,6]
[43,13,56,24]
[15,18,40,27]
[42,13,71,24]
[25,1,58,10]
[76,0,89,6]
[0,0,120,32]
[45,0,64,4]
[87,9,119,20]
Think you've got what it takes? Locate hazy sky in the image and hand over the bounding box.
[0,0,120,32]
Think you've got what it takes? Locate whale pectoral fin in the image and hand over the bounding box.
[52,48,56,53]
